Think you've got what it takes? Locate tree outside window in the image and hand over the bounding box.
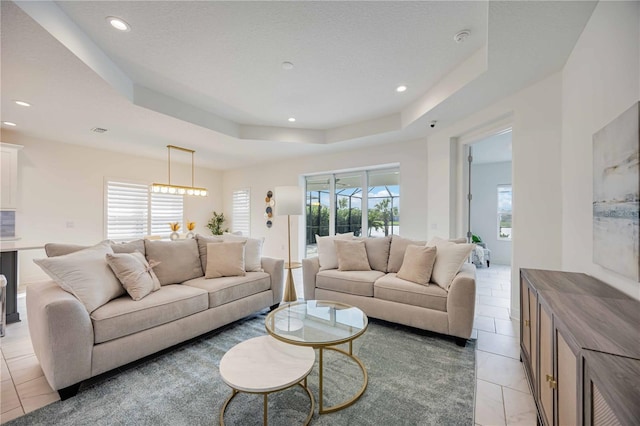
[498,185,512,240]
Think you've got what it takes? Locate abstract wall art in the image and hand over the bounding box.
[593,101,640,281]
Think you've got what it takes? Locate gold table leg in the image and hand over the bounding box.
[317,344,368,415]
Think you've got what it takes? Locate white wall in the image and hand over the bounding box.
[470,161,512,265]
[4,134,223,285]
[222,138,428,261]
[561,1,640,299]
[428,73,564,319]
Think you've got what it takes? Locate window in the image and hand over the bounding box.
[497,185,512,240]
[232,189,251,236]
[106,180,183,241]
[304,167,400,256]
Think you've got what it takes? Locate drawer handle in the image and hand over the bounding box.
[546,374,557,389]
[524,319,530,327]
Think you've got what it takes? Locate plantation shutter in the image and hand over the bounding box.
[106,181,149,241]
[232,189,251,236]
[150,193,184,237]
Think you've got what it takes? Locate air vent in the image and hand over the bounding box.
[91,127,108,133]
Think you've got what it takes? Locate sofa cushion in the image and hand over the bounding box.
[90,284,209,344]
[34,241,125,313]
[374,273,448,312]
[397,245,437,285]
[195,234,223,272]
[111,239,146,255]
[106,252,161,301]
[316,269,384,297]
[335,240,371,271]
[358,236,391,272]
[44,243,89,257]
[316,233,354,271]
[205,242,246,278]
[387,235,427,273]
[183,272,271,308]
[217,234,264,272]
[428,238,475,290]
[144,239,204,285]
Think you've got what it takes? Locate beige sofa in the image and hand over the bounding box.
[27,236,283,399]
[302,235,476,346]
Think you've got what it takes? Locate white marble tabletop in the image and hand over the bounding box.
[219,335,314,393]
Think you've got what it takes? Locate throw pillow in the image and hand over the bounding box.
[44,243,89,257]
[144,239,203,285]
[218,234,264,272]
[429,239,475,290]
[359,236,391,272]
[335,240,371,271]
[106,252,161,301]
[34,241,125,313]
[397,245,437,285]
[205,242,246,278]
[316,233,354,270]
[111,239,146,255]
[195,234,223,272]
[387,235,427,273]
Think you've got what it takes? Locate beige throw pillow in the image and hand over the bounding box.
[397,245,437,285]
[195,234,223,272]
[358,236,391,272]
[387,235,427,273]
[335,240,371,271]
[106,252,161,301]
[34,241,125,313]
[205,242,246,278]
[218,234,264,272]
[316,233,354,270]
[144,239,204,285]
[429,239,475,290]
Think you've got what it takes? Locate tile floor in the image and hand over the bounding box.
[0,264,536,424]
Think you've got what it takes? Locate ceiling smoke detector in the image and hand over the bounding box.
[454,30,471,43]
[91,127,108,133]
[282,61,294,70]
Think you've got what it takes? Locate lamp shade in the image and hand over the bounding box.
[275,186,303,216]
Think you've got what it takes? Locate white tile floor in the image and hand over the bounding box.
[0,264,536,424]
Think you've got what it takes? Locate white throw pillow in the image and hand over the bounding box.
[106,252,161,301]
[205,242,246,278]
[34,241,125,313]
[316,233,354,270]
[218,234,264,272]
[428,239,475,290]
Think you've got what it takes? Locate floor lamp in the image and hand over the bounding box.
[275,186,303,303]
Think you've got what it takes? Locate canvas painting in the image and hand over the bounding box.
[593,102,640,281]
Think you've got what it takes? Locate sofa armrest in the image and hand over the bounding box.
[302,257,320,300]
[26,281,94,391]
[446,263,476,339]
[261,257,284,304]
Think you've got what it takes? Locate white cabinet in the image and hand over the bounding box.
[0,143,22,210]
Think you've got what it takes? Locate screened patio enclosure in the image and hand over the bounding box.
[305,169,400,257]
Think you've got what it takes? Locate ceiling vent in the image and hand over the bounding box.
[91,127,108,133]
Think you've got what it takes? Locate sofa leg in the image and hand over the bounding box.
[269,303,280,311]
[58,382,81,400]
[454,337,468,347]
[486,260,490,268]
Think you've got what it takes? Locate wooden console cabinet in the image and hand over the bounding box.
[520,269,640,426]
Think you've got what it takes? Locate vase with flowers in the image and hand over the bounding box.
[169,222,181,240]
[186,221,196,239]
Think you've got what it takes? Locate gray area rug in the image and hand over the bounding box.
[8,312,476,425]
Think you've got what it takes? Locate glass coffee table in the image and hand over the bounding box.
[265,300,368,414]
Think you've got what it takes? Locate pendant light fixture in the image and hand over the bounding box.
[151,145,208,196]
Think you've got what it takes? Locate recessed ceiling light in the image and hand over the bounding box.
[288,117,296,122]
[14,100,31,107]
[396,85,407,93]
[2,121,17,127]
[106,16,130,32]
[282,62,294,70]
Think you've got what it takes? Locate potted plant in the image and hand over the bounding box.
[207,211,229,235]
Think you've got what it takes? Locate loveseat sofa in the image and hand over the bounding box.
[27,235,283,399]
[302,235,476,345]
